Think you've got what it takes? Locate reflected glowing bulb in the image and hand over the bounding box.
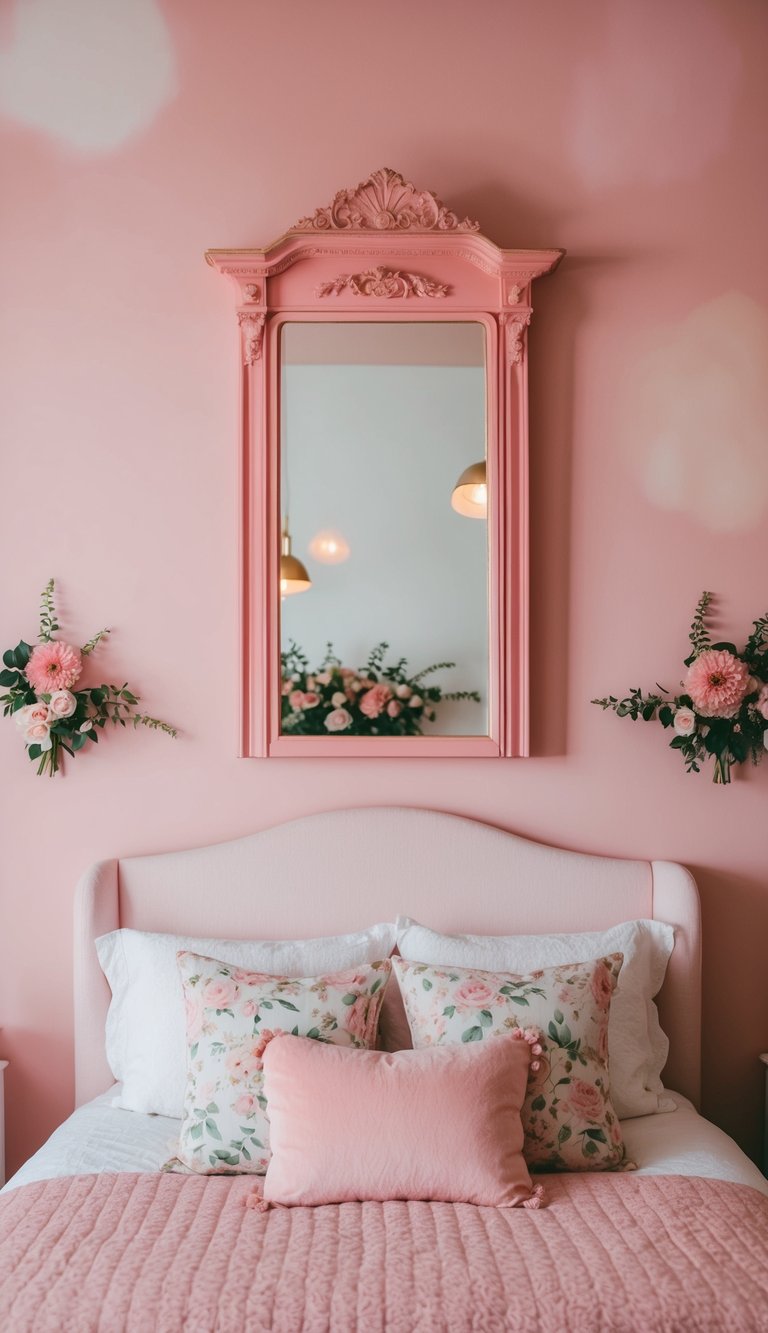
[308,529,351,564]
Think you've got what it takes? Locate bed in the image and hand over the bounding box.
[1,807,767,1332]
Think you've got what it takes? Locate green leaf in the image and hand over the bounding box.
[205,1118,222,1140]
[530,1094,546,1112]
[584,1139,599,1156]
[276,998,299,1012]
[190,1122,204,1140]
[442,1005,455,1018]
[0,670,19,687]
[206,1102,219,1114]
[341,993,358,1007]
[2,650,15,669]
[548,1020,559,1041]
[507,995,530,1007]
[306,1027,320,1040]
[422,978,433,991]
[28,744,42,760]
[461,1026,484,1043]
[479,1009,493,1026]
[71,732,87,751]
[553,1009,564,1024]
[558,1124,572,1145]
[584,1127,607,1142]
[14,642,31,668]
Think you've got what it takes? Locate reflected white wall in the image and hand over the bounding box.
[280,338,488,736]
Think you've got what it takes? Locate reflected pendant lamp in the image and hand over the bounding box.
[280,522,312,596]
[451,460,487,519]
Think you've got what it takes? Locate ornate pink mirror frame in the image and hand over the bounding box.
[206,169,563,758]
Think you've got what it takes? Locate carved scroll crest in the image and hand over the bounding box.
[238,312,266,365]
[295,168,480,233]
[317,266,449,299]
[501,312,532,365]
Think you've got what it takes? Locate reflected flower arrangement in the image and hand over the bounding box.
[281,641,480,737]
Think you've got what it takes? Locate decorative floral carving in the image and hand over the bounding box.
[317,266,449,300]
[508,286,522,304]
[294,168,480,233]
[244,283,261,302]
[238,312,266,365]
[503,313,531,365]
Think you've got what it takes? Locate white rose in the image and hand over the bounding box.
[24,720,52,750]
[16,702,50,727]
[673,707,696,736]
[331,692,346,707]
[408,695,423,708]
[395,684,412,699]
[79,719,93,733]
[48,689,77,718]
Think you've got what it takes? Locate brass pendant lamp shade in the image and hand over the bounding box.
[280,522,312,596]
[451,459,487,519]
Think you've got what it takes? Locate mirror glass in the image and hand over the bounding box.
[279,321,488,738]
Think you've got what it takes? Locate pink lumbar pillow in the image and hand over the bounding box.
[261,1031,543,1208]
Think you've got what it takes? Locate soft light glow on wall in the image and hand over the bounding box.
[308,530,351,564]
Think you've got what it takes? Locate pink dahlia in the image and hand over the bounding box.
[684,649,750,719]
[26,641,82,694]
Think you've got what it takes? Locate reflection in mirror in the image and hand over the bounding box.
[279,322,488,737]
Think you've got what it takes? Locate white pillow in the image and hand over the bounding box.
[395,917,675,1118]
[96,923,396,1118]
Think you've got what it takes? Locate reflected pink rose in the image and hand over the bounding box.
[302,692,320,708]
[289,690,304,710]
[568,1079,604,1122]
[325,707,352,732]
[329,970,367,989]
[454,979,495,1008]
[203,977,238,1010]
[386,700,402,718]
[757,685,768,722]
[359,684,392,718]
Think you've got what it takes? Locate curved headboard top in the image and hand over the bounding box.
[74,806,701,1107]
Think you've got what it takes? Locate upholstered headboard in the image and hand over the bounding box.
[73,807,701,1108]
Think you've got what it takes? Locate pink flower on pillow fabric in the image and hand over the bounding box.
[393,953,628,1172]
[175,951,391,1174]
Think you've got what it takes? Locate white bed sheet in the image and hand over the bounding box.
[3,1087,767,1198]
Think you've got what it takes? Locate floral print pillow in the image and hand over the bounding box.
[175,951,391,1174]
[393,953,629,1172]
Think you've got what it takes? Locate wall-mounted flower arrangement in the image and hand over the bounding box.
[592,593,768,784]
[1,580,177,776]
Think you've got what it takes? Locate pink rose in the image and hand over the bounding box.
[359,683,393,719]
[386,700,402,718]
[315,671,332,686]
[345,994,372,1043]
[395,684,412,700]
[453,978,495,1009]
[281,681,292,695]
[185,993,203,1042]
[225,1041,263,1081]
[590,961,615,1012]
[203,977,238,1010]
[610,1119,623,1145]
[597,1024,609,1065]
[289,690,304,710]
[234,1094,256,1117]
[568,1079,604,1122]
[24,720,52,749]
[331,692,347,707]
[302,692,320,709]
[329,970,367,988]
[48,690,77,718]
[242,999,257,1018]
[756,684,768,722]
[17,702,51,726]
[408,695,423,708]
[325,707,352,732]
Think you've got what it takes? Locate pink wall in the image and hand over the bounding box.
[1,0,766,1174]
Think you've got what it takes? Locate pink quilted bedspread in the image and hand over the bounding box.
[1,1172,768,1332]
